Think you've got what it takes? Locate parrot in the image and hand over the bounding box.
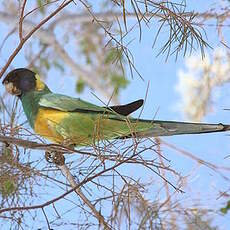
[2,68,230,148]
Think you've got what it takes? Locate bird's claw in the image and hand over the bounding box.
[45,151,65,165]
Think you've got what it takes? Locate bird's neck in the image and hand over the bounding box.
[20,88,51,128]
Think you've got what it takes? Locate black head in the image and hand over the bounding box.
[3,68,46,97]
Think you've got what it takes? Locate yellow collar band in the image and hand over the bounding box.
[35,74,45,91]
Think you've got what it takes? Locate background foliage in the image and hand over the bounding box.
[0,0,230,229]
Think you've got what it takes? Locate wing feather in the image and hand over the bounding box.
[39,93,143,115]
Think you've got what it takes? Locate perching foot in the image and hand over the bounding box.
[45,151,65,165]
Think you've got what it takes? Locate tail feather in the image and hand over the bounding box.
[134,120,230,138]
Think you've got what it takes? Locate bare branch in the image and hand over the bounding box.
[18,0,27,41]
[0,11,116,102]
[59,164,111,229]
[0,0,73,78]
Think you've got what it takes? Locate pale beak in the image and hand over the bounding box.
[4,82,21,96]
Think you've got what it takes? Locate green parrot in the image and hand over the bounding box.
[2,68,230,147]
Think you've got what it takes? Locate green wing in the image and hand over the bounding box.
[39,93,104,112]
[39,93,143,115]
[38,93,230,143]
[39,93,230,145]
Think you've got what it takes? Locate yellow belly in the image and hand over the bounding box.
[34,108,69,143]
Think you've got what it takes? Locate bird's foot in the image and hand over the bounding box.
[45,151,65,165]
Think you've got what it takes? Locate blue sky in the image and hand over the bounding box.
[46,12,230,229]
[0,1,230,229]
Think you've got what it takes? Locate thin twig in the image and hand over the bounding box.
[0,0,73,78]
[41,207,51,230]
[19,0,27,41]
[0,151,139,215]
[59,164,112,229]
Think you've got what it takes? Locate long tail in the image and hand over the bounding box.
[133,120,230,138]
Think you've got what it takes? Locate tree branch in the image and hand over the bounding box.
[0,11,116,102]
[18,0,27,41]
[59,164,111,229]
[0,0,73,78]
